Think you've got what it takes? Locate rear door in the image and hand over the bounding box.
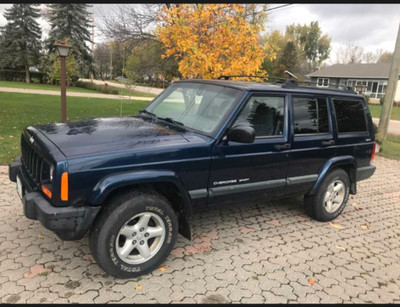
[286,93,337,195]
[207,93,290,206]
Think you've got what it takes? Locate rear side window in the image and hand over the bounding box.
[332,99,367,133]
[292,96,330,135]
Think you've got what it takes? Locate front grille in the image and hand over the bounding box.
[21,134,48,185]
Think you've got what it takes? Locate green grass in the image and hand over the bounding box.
[378,134,400,160]
[0,80,98,94]
[368,104,400,121]
[108,85,156,98]
[0,92,150,164]
[0,80,157,98]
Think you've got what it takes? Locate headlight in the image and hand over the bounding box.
[50,165,54,182]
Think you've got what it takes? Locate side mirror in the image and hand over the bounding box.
[226,125,255,143]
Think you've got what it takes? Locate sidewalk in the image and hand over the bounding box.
[372,117,400,135]
[79,78,164,96]
[0,87,154,101]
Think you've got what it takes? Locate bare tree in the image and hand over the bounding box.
[363,49,384,63]
[377,51,393,63]
[335,42,364,64]
[97,4,164,44]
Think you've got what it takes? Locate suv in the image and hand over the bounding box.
[8,79,376,278]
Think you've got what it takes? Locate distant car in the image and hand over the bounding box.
[115,76,129,83]
[9,78,376,278]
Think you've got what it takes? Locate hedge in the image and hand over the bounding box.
[75,80,119,95]
[0,69,47,83]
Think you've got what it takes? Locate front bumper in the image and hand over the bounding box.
[9,159,101,240]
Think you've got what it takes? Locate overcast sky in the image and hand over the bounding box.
[1,3,399,65]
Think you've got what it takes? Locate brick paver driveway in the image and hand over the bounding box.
[1,156,400,303]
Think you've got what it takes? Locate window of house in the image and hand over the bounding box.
[317,78,329,87]
[292,96,330,135]
[233,96,285,137]
[332,99,367,133]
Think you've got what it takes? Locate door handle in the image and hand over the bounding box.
[321,140,335,146]
[274,143,291,150]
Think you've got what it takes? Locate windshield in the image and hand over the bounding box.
[146,82,243,136]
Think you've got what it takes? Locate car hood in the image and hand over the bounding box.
[34,116,191,157]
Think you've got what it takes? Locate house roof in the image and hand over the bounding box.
[306,63,391,79]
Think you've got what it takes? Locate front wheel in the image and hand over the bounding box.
[89,190,178,279]
[304,168,350,222]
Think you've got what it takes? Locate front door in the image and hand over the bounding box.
[207,94,290,206]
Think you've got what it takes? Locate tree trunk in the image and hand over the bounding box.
[25,61,30,84]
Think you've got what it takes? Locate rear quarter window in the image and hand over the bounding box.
[332,98,367,133]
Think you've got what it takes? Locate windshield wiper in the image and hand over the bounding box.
[139,109,157,118]
[157,116,185,128]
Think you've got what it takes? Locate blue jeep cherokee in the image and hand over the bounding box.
[8,79,376,278]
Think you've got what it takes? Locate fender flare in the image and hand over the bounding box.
[308,156,357,195]
[89,169,193,217]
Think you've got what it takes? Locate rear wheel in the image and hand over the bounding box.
[89,190,178,279]
[304,168,350,221]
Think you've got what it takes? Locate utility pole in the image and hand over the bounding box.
[377,22,400,143]
[110,46,113,81]
[90,14,95,83]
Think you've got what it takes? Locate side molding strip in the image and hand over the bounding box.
[209,179,286,197]
[188,189,208,199]
[287,174,318,185]
[189,174,319,199]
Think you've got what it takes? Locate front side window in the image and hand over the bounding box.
[146,83,243,135]
[233,95,285,137]
[292,96,330,135]
[333,99,367,133]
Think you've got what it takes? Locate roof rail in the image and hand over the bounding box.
[216,74,357,94]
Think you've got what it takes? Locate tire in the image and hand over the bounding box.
[304,168,350,222]
[89,190,178,279]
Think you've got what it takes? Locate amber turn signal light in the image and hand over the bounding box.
[41,185,52,199]
[61,172,69,201]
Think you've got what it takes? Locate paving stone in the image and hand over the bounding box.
[0,157,399,303]
[68,290,99,304]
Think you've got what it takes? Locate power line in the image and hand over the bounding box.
[265,4,293,13]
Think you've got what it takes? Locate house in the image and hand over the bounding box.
[306,63,400,103]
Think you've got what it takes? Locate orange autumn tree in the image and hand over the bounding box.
[156,4,277,79]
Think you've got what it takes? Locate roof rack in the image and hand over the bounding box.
[216,74,357,94]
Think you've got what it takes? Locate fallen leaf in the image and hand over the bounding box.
[335,245,346,251]
[351,203,363,211]
[308,278,315,286]
[267,220,281,227]
[24,264,52,278]
[83,255,96,263]
[157,265,168,272]
[135,285,142,290]
[239,227,255,234]
[304,222,312,226]
[38,234,43,239]
[329,222,344,230]
[360,225,370,230]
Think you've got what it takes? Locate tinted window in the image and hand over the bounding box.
[234,96,285,137]
[333,99,367,133]
[292,96,329,134]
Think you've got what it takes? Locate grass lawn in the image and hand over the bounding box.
[0,80,157,98]
[0,92,150,164]
[0,80,98,94]
[368,104,400,121]
[378,134,400,160]
[107,85,156,98]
